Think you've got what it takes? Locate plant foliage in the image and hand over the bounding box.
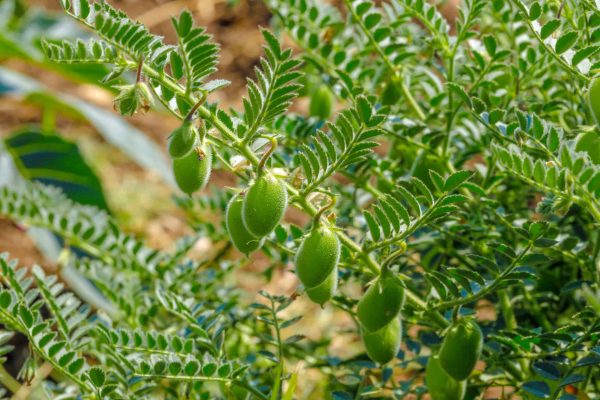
[0,0,599,399]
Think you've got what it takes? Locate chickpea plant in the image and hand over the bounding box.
[0,0,600,399]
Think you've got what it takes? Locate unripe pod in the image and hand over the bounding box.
[309,85,335,120]
[173,143,212,195]
[575,130,600,164]
[426,355,466,400]
[381,81,401,106]
[168,121,197,159]
[587,77,600,128]
[295,227,340,305]
[439,319,483,381]
[357,274,405,332]
[305,265,338,305]
[362,317,402,364]
[242,174,287,237]
[226,194,263,255]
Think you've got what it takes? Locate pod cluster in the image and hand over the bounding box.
[427,318,483,400]
[168,121,212,195]
[219,138,341,306]
[357,274,405,364]
[225,173,288,255]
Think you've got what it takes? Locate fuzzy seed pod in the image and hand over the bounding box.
[381,81,401,106]
[309,85,335,120]
[295,226,340,305]
[426,355,466,400]
[357,274,405,333]
[362,317,402,364]
[168,121,197,159]
[173,143,212,195]
[226,193,263,255]
[439,319,483,381]
[575,130,600,164]
[242,173,287,237]
[588,77,600,129]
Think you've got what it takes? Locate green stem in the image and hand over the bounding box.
[270,299,284,399]
[257,137,277,175]
[184,94,207,122]
[0,364,20,393]
[441,53,456,157]
[498,290,517,330]
[312,193,336,228]
[135,57,143,84]
[499,290,529,375]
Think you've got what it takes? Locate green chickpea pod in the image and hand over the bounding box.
[587,76,600,128]
[173,143,212,195]
[426,355,466,400]
[226,193,264,255]
[439,318,483,381]
[242,138,288,237]
[309,84,335,120]
[295,195,340,305]
[295,226,340,306]
[168,120,197,159]
[357,274,405,332]
[357,270,405,364]
[362,317,402,364]
[170,99,212,194]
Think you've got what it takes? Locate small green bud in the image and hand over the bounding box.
[113,82,154,116]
